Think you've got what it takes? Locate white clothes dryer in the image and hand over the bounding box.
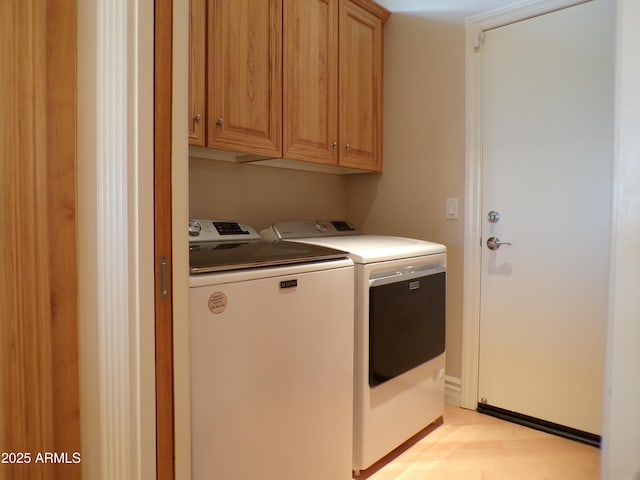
[262,220,447,474]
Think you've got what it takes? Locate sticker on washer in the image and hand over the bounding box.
[208,292,227,314]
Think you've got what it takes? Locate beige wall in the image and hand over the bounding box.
[347,12,467,380]
[189,158,348,232]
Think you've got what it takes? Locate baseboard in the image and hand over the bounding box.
[445,375,462,407]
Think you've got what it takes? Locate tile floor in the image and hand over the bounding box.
[354,405,599,480]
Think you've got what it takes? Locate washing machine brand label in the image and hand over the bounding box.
[280,279,298,289]
[409,280,421,290]
[208,292,227,314]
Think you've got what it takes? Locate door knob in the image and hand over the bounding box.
[487,236,512,250]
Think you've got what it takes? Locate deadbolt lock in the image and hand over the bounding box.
[487,211,501,223]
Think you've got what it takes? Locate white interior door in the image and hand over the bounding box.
[478,0,614,435]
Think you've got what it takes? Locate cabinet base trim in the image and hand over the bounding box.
[189,146,375,175]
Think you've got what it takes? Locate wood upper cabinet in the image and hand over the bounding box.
[338,0,387,171]
[190,0,388,171]
[207,0,282,157]
[283,0,339,165]
[283,0,388,172]
[189,0,206,146]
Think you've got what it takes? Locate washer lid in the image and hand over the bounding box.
[189,240,349,274]
[286,235,446,264]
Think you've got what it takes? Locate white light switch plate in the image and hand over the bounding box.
[446,198,458,220]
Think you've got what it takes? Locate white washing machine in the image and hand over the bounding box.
[262,220,447,474]
[189,219,355,480]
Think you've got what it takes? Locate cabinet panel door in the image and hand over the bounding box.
[339,0,383,171]
[189,0,206,146]
[283,0,338,165]
[208,0,282,157]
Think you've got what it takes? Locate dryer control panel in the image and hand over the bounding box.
[262,219,359,240]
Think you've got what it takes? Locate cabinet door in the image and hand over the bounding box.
[189,0,206,146]
[339,0,384,171]
[283,0,338,165]
[208,0,282,157]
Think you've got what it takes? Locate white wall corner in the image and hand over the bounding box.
[601,0,640,478]
[77,0,156,478]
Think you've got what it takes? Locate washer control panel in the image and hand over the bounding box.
[189,219,260,242]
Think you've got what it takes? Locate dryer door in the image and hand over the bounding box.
[369,267,446,387]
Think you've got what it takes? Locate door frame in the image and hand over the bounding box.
[460,0,592,410]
